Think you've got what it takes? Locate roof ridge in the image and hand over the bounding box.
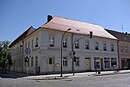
[54,16,102,27]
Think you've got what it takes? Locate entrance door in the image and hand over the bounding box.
[48,57,55,72]
[100,58,104,70]
[85,58,91,71]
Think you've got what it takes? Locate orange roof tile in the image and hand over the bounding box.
[41,16,117,40]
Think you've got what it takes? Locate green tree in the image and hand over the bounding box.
[0,41,11,73]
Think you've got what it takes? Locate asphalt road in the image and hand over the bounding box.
[1,73,130,87]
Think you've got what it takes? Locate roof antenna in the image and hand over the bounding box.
[121,25,123,33]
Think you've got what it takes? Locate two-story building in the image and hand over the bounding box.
[9,16,118,74]
[106,29,130,70]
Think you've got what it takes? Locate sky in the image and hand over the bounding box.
[0,0,130,42]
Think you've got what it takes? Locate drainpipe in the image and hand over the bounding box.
[117,40,120,70]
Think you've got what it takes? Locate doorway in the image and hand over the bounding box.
[48,57,55,72]
[100,58,104,70]
[85,58,91,71]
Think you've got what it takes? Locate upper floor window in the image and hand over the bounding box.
[111,44,114,51]
[95,42,99,50]
[49,36,54,47]
[25,43,27,48]
[125,46,128,53]
[35,37,38,47]
[63,57,67,66]
[63,38,67,48]
[28,41,30,49]
[31,40,34,49]
[103,42,107,51]
[120,46,123,53]
[85,40,89,49]
[75,39,79,48]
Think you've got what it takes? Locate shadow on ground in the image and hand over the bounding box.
[0,71,30,79]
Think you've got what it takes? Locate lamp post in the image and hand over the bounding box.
[61,28,71,77]
[71,31,93,76]
[20,41,24,72]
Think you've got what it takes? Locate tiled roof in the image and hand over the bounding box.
[106,29,130,42]
[41,16,117,40]
[9,26,36,48]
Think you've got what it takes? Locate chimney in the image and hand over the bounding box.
[47,15,52,22]
[125,32,128,35]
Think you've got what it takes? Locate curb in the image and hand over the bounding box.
[23,76,68,80]
[21,71,130,80]
[93,71,130,76]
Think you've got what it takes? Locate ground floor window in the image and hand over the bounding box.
[104,57,110,68]
[75,57,80,66]
[94,57,100,69]
[111,58,117,68]
[48,57,53,65]
[121,58,130,69]
[31,57,33,67]
[63,57,67,66]
[35,56,38,67]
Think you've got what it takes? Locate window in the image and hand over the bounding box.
[75,57,80,66]
[111,58,117,68]
[25,43,27,48]
[75,39,79,48]
[28,41,30,49]
[125,46,128,53]
[48,57,53,65]
[63,38,67,48]
[31,57,33,67]
[35,37,38,47]
[120,46,123,53]
[63,57,67,66]
[95,42,99,50]
[103,42,107,51]
[94,57,100,69]
[35,56,38,67]
[49,36,54,47]
[85,40,89,49]
[32,40,34,49]
[104,57,110,68]
[111,44,114,51]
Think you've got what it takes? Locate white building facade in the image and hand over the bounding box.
[10,16,118,74]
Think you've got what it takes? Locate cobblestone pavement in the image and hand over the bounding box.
[1,73,130,87]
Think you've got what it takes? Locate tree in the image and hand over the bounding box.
[0,41,11,73]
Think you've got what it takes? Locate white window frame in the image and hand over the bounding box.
[49,36,54,47]
[85,40,89,49]
[63,38,67,48]
[63,57,67,66]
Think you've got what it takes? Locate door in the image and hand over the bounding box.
[100,58,104,70]
[48,57,55,72]
[85,58,91,71]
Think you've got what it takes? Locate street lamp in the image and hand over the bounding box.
[20,43,24,73]
[61,28,71,77]
[71,31,93,76]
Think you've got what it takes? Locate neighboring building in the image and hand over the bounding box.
[10,16,118,74]
[9,26,36,72]
[106,29,130,70]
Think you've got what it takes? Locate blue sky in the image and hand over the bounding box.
[0,0,130,41]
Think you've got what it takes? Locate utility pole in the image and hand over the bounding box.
[71,33,75,76]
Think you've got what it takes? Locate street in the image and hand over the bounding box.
[0,72,130,87]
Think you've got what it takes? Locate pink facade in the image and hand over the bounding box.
[119,41,130,69]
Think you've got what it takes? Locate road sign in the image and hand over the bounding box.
[25,48,31,55]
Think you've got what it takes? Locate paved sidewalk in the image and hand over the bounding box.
[22,70,130,80]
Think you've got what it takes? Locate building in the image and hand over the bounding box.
[9,26,36,72]
[106,29,130,70]
[9,16,118,74]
